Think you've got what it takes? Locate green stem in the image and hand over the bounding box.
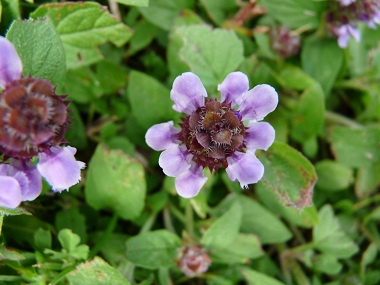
[50,264,76,285]
[324,110,362,128]
[289,242,314,253]
[163,206,176,234]
[354,193,380,210]
[139,212,157,234]
[185,202,195,238]
[89,213,118,259]
[0,214,3,237]
[168,203,186,223]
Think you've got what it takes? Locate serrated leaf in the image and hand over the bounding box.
[31,2,133,68]
[258,142,317,209]
[85,144,146,220]
[201,202,242,248]
[175,25,244,90]
[67,257,130,285]
[6,18,66,86]
[313,205,359,258]
[126,230,181,269]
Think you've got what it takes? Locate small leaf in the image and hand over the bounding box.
[242,268,286,285]
[116,0,149,7]
[238,195,292,244]
[176,25,244,90]
[329,125,380,168]
[313,205,359,258]
[201,202,242,248]
[258,142,317,209]
[6,18,66,86]
[138,0,194,30]
[126,230,181,269]
[85,144,146,220]
[67,257,130,285]
[31,2,133,68]
[315,160,354,191]
[301,37,344,95]
[127,70,177,130]
[313,254,342,275]
[58,229,81,253]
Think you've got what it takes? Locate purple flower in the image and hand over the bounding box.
[334,24,361,48]
[339,0,356,6]
[177,245,211,277]
[145,72,278,198]
[0,36,85,208]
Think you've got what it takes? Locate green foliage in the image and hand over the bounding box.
[1,0,380,284]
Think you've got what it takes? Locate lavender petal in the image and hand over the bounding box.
[145,121,179,151]
[0,36,23,89]
[218,72,249,106]
[239,84,278,121]
[226,151,264,188]
[175,166,207,198]
[37,146,86,192]
[170,72,207,114]
[0,176,22,208]
[245,121,275,151]
[158,145,191,177]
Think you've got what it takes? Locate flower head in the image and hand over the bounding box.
[145,72,278,198]
[177,245,211,277]
[270,26,301,58]
[0,36,85,208]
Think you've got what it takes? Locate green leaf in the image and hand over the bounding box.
[0,207,31,216]
[34,228,52,251]
[289,83,325,142]
[67,257,130,285]
[31,2,133,69]
[313,205,359,258]
[127,70,177,130]
[58,229,81,252]
[356,162,380,198]
[0,0,20,32]
[238,195,292,244]
[200,0,237,25]
[126,230,181,269]
[0,245,25,261]
[6,18,66,86]
[211,234,263,264]
[315,160,354,191]
[301,37,344,95]
[260,0,327,30]
[329,125,380,168]
[138,0,194,30]
[176,25,244,90]
[64,67,99,103]
[258,142,317,209]
[201,202,242,248]
[55,207,87,243]
[85,144,146,220]
[256,185,319,228]
[313,254,342,275]
[65,103,88,150]
[129,20,158,56]
[116,0,149,7]
[242,268,286,285]
[274,64,316,91]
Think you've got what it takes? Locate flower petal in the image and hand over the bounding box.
[175,166,207,198]
[145,121,179,151]
[37,146,86,192]
[239,84,278,121]
[170,72,207,114]
[245,121,275,151]
[218,72,249,106]
[226,151,264,188]
[0,36,23,89]
[158,145,191,177]
[12,160,42,201]
[0,176,22,208]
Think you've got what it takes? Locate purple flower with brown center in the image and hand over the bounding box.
[0,36,85,208]
[145,72,278,198]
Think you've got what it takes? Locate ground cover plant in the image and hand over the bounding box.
[0,0,380,284]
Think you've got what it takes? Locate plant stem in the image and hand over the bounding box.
[354,193,380,210]
[0,214,3,237]
[324,110,362,128]
[163,206,177,234]
[185,203,195,238]
[139,212,157,234]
